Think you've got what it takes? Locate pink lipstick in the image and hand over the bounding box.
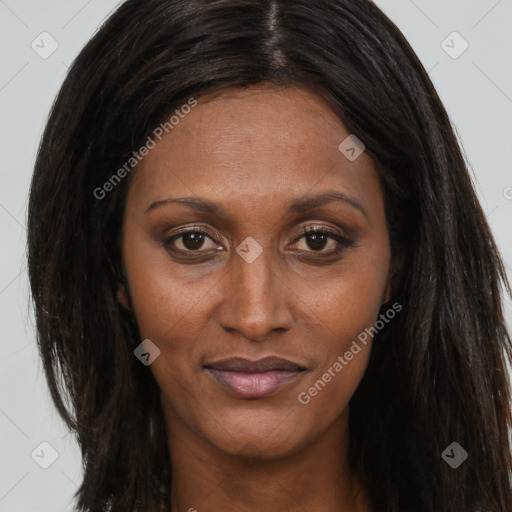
[204,356,306,399]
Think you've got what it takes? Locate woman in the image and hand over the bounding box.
[27,0,512,510]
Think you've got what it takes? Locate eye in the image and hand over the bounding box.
[289,226,353,254]
[162,227,221,253]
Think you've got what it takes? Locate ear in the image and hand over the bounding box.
[117,284,132,311]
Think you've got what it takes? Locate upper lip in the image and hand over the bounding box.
[204,356,306,373]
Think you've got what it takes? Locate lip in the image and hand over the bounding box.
[204,356,307,399]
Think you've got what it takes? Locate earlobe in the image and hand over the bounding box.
[383,278,392,305]
[117,284,131,311]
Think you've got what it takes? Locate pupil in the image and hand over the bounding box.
[307,233,327,251]
[183,232,204,250]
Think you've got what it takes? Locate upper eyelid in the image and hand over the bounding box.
[164,225,222,244]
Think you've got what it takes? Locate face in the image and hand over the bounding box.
[119,85,392,460]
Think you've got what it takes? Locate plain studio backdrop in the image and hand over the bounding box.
[0,1,511,510]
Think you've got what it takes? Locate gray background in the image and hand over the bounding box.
[1,0,511,510]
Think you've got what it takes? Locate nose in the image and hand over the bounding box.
[218,242,294,342]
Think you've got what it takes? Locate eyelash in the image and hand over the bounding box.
[161,225,354,258]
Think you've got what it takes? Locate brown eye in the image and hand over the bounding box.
[291,227,352,254]
[180,232,206,250]
[303,231,330,251]
[163,229,220,253]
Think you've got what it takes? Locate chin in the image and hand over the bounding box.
[202,413,313,460]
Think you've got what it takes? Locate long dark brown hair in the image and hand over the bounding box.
[27,0,512,510]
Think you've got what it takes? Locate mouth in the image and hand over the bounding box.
[203,356,307,399]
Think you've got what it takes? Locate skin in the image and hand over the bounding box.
[119,84,393,512]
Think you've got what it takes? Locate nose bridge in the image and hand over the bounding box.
[220,240,291,341]
[237,242,275,301]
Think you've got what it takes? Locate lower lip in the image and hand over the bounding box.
[205,368,304,399]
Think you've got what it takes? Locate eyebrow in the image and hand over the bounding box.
[144,191,368,219]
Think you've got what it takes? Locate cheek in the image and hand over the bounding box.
[294,254,389,408]
[312,255,390,345]
[121,228,206,340]
[122,237,225,396]
[294,287,377,418]
[297,343,371,417]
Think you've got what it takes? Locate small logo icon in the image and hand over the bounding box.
[31,441,59,469]
[338,134,365,161]
[31,32,59,59]
[441,32,469,59]
[134,339,161,366]
[441,441,468,468]
[236,236,263,263]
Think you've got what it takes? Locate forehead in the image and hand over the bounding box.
[127,85,381,218]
